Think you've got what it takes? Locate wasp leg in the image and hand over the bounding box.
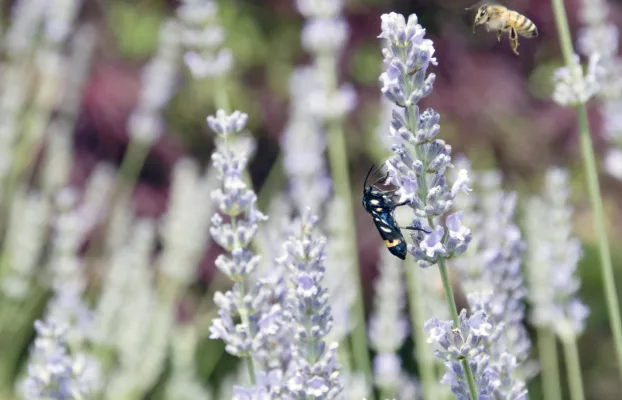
[497,29,502,42]
[394,200,413,207]
[400,226,431,234]
[509,27,520,55]
[372,170,390,186]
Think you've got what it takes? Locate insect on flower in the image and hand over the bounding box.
[362,164,428,260]
[467,2,538,55]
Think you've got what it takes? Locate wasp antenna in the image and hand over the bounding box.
[373,162,386,177]
[364,164,376,189]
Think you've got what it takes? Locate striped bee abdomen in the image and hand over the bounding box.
[512,11,538,38]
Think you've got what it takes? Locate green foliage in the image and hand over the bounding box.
[110,0,165,59]
[349,43,383,85]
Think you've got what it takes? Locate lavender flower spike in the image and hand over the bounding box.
[277,208,343,399]
[378,12,471,267]
[22,319,98,400]
[552,53,603,107]
[208,110,268,370]
[368,245,409,396]
[524,168,590,340]
[425,292,528,399]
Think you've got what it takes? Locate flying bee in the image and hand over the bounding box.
[467,2,538,55]
[362,164,429,260]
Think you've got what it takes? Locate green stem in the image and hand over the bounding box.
[438,258,478,400]
[437,259,460,325]
[561,335,585,400]
[325,117,372,382]
[551,0,622,383]
[257,153,284,212]
[461,359,478,399]
[213,76,230,112]
[117,138,150,194]
[405,260,438,400]
[319,57,372,383]
[537,327,563,400]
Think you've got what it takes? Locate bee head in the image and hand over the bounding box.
[472,5,490,32]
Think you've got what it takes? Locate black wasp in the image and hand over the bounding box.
[362,164,428,260]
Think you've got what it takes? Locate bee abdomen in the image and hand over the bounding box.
[512,11,538,38]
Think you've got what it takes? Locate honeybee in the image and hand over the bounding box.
[467,2,538,55]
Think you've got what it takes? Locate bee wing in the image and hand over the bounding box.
[465,0,505,10]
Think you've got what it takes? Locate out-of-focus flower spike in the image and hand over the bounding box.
[525,168,590,340]
[177,0,232,78]
[368,245,409,397]
[21,318,100,399]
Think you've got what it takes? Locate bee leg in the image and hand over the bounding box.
[509,27,520,55]
[497,30,502,42]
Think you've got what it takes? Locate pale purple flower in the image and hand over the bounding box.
[452,170,472,197]
[525,168,590,340]
[378,12,471,266]
[232,370,284,400]
[420,227,446,260]
[22,319,99,400]
[576,0,622,179]
[552,53,603,106]
[369,246,409,394]
[281,67,332,211]
[301,17,348,55]
[43,0,82,45]
[296,0,343,18]
[446,212,470,241]
[425,293,527,399]
[177,0,232,78]
[208,110,269,363]
[128,19,180,145]
[451,161,536,381]
[276,209,343,399]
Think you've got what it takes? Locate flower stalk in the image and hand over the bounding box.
[551,0,622,383]
[561,334,585,400]
[405,261,438,400]
[537,327,563,400]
